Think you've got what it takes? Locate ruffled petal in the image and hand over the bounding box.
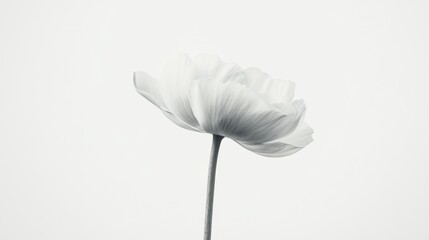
[277,122,314,147]
[134,72,167,110]
[244,67,295,104]
[159,53,202,131]
[192,54,246,84]
[188,80,302,143]
[134,71,202,132]
[235,140,303,157]
[235,121,313,157]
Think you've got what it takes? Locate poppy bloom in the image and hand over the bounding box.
[134,53,313,240]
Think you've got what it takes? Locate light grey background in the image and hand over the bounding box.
[1,0,428,239]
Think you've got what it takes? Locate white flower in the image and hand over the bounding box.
[134,53,313,157]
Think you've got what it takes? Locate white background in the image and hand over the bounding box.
[1,0,429,239]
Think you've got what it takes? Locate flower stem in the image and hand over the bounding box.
[204,134,224,240]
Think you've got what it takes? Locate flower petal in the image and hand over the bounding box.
[235,140,303,157]
[134,71,202,132]
[134,72,167,110]
[159,53,202,131]
[278,122,314,147]
[192,54,246,84]
[188,80,302,143]
[235,121,313,157]
[244,67,295,104]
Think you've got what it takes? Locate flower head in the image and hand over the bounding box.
[134,53,313,157]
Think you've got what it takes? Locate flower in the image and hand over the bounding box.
[134,53,313,157]
[135,53,314,158]
[134,53,314,240]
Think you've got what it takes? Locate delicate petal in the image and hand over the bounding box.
[235,140,303,157]
[192,54,246,84]
[160,111,202,132]
[244,67,295,104]
[271,100,311,145]
[188,80,303,143]
[234,101,312,157]
[278,122,314,147]
[134,71,202,132]
[159,53,202,131]
[235,121,313,157]
[134,72,167,110]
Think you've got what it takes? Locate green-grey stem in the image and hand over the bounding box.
[204,134,224,240]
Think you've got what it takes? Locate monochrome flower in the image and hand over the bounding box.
[134,53,314,240]
[134,53,313,157]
